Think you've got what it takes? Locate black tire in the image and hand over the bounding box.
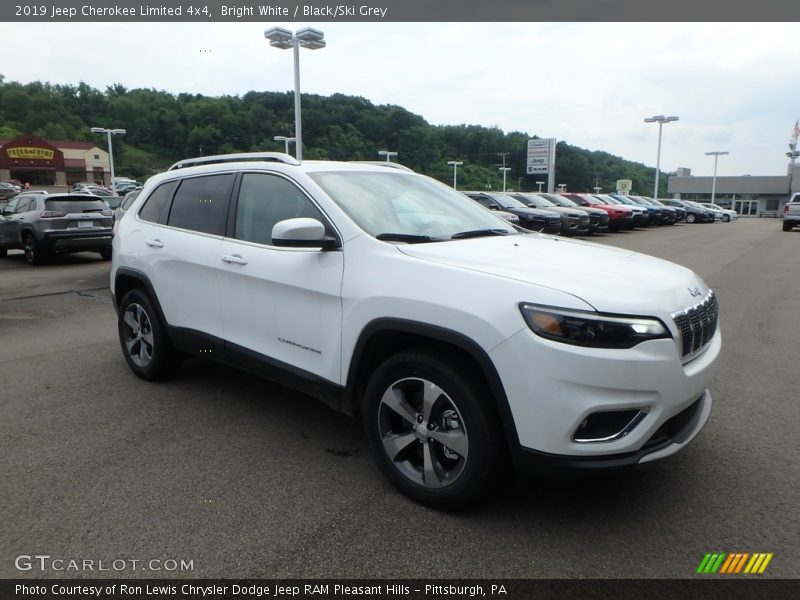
[686,213,696,224]
[0,248,7,258]
[23,233,46,265]
[117,288,181,381]
[784,221,793,231]
[362,349,506,509]
[99,247,112,260]
[722,214,730,223]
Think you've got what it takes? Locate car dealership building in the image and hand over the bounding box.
[0,134,110,188]
[668,164,800,216]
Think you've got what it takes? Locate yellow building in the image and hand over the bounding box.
[0,134,110,187]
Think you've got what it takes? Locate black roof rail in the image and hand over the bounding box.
[168,152,301,171]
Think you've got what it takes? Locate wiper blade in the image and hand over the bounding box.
[450,228,511,240]
[375,233,442,243]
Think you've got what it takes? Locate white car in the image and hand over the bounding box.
[110,153,721,508]
[699,202,738,222]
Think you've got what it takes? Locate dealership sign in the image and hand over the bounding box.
[6,147,55,160]
[527,138,556,174]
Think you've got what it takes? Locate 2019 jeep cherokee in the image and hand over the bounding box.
[111,153,721,508]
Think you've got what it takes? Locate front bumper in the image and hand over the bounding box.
[489,326,720,467]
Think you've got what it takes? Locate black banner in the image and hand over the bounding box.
[0,0,794,22]
[2,579,799,600]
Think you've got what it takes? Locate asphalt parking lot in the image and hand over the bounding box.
[1,218,798,579]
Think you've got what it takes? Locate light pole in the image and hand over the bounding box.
[274,135,296,155]
[557,183,567,193]
[705,151,729,205]
[499,167,510,192]
[644,115,679,200]
[90,127,126,192]
[264,27,326,162]
[447,160,463,189]
[536,181,545,193]
[378,150,398,162]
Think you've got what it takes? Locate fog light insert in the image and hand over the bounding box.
[572,409,648,443]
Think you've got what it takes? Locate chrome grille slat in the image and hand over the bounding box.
[672,291,718,362]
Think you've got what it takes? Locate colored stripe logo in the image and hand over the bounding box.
[696,552,773,574]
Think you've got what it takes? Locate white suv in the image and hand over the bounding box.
[111,153,721,508]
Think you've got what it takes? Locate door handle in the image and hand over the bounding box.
[221,254,248,265]
[145,239,164,248]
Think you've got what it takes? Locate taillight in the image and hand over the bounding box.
[40,211,67,218]
[786,205,791,213]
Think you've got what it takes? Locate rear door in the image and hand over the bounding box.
[216,171,344,385]
[133,174,233,344]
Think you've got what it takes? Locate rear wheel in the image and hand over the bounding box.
[118,289,181,380]
[784,221,793,231]
[0,248,7,258]
[23,234,46,265]
[362,349,506,509]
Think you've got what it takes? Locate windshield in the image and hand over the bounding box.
[309,171,516,240]
[520,193,556,207]
[543,194,577,207]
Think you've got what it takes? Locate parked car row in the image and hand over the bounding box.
[460,191,738,236]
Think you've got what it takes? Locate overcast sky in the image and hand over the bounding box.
[1,22,799,177]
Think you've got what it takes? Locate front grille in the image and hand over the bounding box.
[589,214,600,225]
[579,215,590,225]
[600,214,610,225]
[547,215,561,225]
[672,292,718,360]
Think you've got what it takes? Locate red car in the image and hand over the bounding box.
[562,193,634,231]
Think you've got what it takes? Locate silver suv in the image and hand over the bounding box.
[0,193,114,264]
[783,193,800,231]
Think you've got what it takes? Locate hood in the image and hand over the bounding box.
[397,234,706,315]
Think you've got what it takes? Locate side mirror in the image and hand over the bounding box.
[272,218,338,250]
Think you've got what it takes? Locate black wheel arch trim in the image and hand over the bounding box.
[113,267,170,331]
[344,317,523,458]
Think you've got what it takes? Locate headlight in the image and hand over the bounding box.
[519,304,670,349]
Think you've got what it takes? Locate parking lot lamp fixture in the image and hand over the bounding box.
[274,135,296,155]
[447,160,463,189]
[705,151,729,205]
[499,167,510,192]
[378,150,398,162]
[90,127,126,192]
[265,27,325,162]
[644,115,679,199]
[536,181,545,193]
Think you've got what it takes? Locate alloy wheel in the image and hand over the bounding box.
[122,303,155,367]
[377,377,469,489]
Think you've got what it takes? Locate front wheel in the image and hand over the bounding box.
[722,214,730,223]
[686,213,696,224]
[362,349,506,509]
[118,289,181,380]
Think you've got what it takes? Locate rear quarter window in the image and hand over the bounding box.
[138,181,177,224]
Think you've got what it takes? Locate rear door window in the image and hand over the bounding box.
[167,174,234,236]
